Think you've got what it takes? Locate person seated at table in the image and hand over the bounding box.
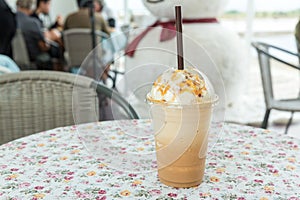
[16,0,62,70]
[0,0,16,59]
[31,0,63,45]
[64,0,110,35]
[64,0,112,80]
[94,0,116,29]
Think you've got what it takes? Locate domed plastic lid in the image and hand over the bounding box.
[147,66,217,106]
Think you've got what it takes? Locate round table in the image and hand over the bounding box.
[0,120,299,199]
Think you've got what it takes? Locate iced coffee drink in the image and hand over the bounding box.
[147,67,217,188]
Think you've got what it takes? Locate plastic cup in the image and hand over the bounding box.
[150,96,217,188]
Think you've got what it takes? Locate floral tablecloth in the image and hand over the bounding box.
[0,120,299,200]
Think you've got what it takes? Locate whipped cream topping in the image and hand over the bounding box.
[147,67,211,104]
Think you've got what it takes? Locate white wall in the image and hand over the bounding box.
[49,0,77,20]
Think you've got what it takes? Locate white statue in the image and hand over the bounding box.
[122,0,247,122]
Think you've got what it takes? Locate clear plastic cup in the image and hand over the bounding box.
[149,95,218,188]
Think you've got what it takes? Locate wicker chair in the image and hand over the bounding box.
[63,28,110,71]
[12,29,36,70]
[63,28,123,88]
[0,71,138,144]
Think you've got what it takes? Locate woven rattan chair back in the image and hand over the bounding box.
[0,71,98,144]
[63,28,109,68]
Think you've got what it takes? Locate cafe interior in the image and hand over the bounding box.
[0,0,299,199]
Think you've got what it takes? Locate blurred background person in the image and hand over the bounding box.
[63,0,111,60]
[64,0,110,35]
[94,0,116,29]
[0,0,16,59]
[31,0,63,45]
[31,0,63,30]
[94,0,126,52]
[16,0,62,70]
[16,0,49,62]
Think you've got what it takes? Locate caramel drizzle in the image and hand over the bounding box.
[153,70,207,102]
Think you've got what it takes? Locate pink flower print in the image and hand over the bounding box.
[128,173,137,177]
[254,179,263,183]
[75,191,83,198]
[264,185,274,193]
[65,186,71,191]
[227,185,233,189]
[96,196,106,200]
[149,189,161,195]
[267,164,274,168]
[23,157,32,162]
[67,172,74,175]
[64,176,73,181]
[80,193,90,198]
[288,197,299,200]
[269,169,279,174]
[38,160,47,164]
[10,168,19,172]
[283,179,289,184]
[34,186,44,190]
[98,190,106,194]
[19,182,30,188]
[114,171,123,175]
[208,162,217,166]
[168,193,177,197]
[200,193,211,197]
[237,176,247,181]
[237,198,246,200]
[0,165,7,169]
[18,146,26,150]
[225,154,234,159]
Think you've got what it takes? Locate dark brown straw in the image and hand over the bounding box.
[175,6,184,70]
